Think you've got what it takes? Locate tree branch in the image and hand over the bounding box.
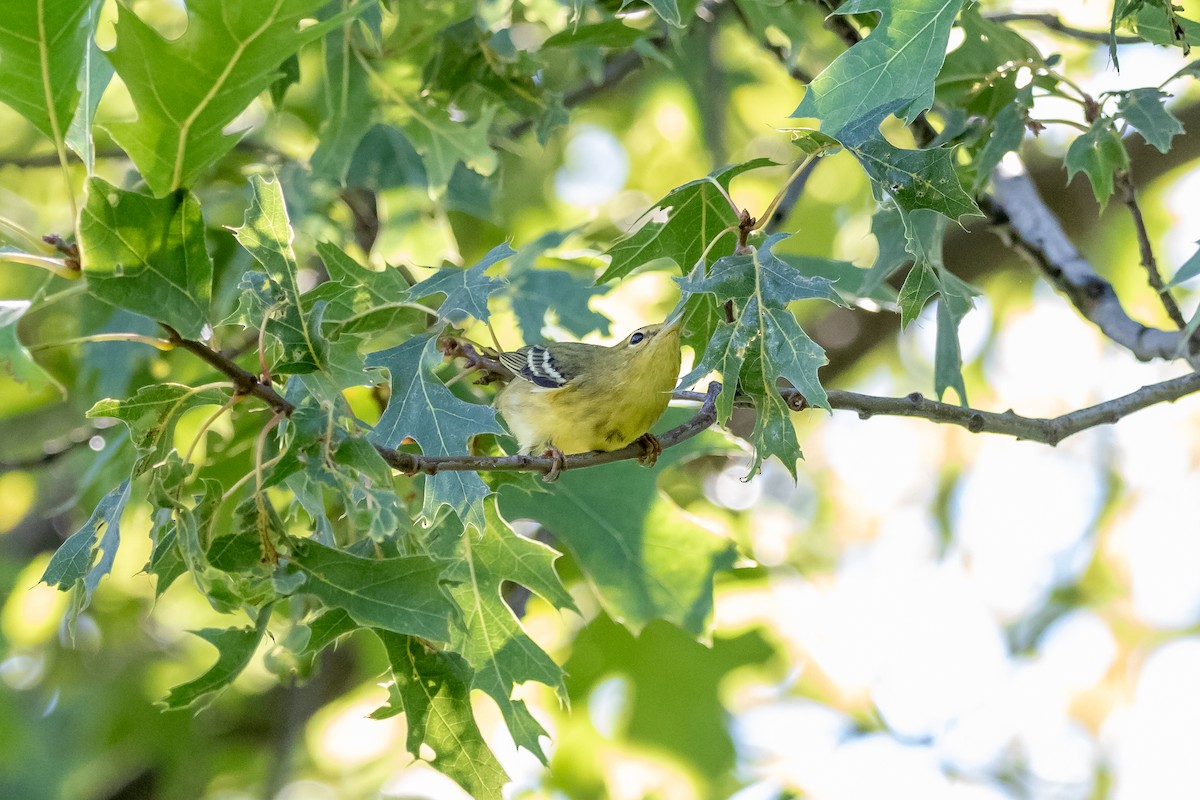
[984,13,1142,44]
[1116,170,1187,328]
[680,373,1200,446]
[987,158,1200,367]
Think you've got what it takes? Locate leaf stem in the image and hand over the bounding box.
[28,333,176,352]
[753,151,825,233]
[0,251,79,280]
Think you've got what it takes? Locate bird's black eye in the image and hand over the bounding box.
[629,332,645,345]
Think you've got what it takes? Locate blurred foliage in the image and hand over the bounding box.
[2,0,1200,798]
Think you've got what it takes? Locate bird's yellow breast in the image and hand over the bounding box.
[495,330,680,455]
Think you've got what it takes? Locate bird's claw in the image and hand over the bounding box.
[636,433,662,468]
[542,446,567,483]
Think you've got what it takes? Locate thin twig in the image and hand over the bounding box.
[1116,170,1187,328]
[167,325,1200,479]
[985,13,1142,44]
[679,372,1200,446]
[764,157,822,235]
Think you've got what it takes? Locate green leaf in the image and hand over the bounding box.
[346,125,428,190]
[87,384,231,475]
[146,509,186,598]
[1134,5,1200,53]
[498,418,737,635]
[41,480,131,630]
[625,0,682,28]
[1117,88,1185,154]
[898,261,938,327]
[233,176,326,372]
[306,243,420,336]
[680,233,842,308]
[0,0,95,144]
[408,244,512,324]
[64,2,113,174]
[1064,121,1130,205]
[311,19,374,183]
[510,269,611,340]
[104,0,358,194]
[375,631,508,800]
[678,235,833,474]
[431,500,575,760]
[860,206,912,295]
[542,19,648,49]
[1165,240,1200,289]
[678,319,755,423]
[79,178,214,339]
[971,103,1026,193]
[161,608,273,710]
[402,104,498,194]
[599,159,778,282]
[0,300,62,395]
[792,0,965,137]
[836,105,980,220]
[367,336,505,530]
[937,9,1041,118]
[288,539,454,642]
[787,128,842,155]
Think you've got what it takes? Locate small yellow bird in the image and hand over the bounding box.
[495,313,683,481]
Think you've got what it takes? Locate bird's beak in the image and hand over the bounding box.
[661,305,685,334]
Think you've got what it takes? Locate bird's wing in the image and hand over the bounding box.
[499,345,578,389]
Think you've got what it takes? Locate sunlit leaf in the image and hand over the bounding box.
[430,500,575,760]
[104,0,361,194]
[792,0,965,136]
[0,0,96,145]
[40,480,131,630]
[600,159,777,282]
[375,631,508,800]
[233,176,326,373]
[161,607,273,710]
[87,384,230,475]
[0,300,63,395]
[79,178,214,339]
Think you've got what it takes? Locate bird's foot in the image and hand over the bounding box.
[542,445,567,483]
[636,433,662,468]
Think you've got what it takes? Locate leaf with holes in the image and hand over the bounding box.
[41,480,131,632]
[87,384,231,475]
[408,244,512,324]
[428,500,576,760]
